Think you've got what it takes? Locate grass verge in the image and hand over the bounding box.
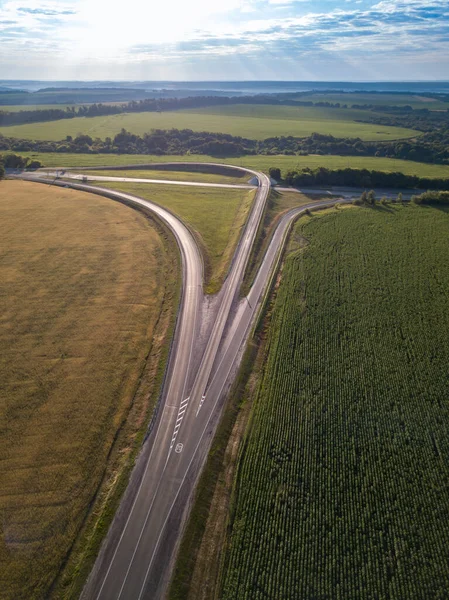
[96,181,256,294]
[241,189,325,296]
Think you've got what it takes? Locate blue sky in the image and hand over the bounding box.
[0,0,448,80]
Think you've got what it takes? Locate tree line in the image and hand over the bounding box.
[0,153,42,172]
[1,126,448,166]
[0,128,256,156]
[412,190,449,205]
[278,166,449,190]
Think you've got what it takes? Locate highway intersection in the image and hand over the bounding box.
[18,166,357,599]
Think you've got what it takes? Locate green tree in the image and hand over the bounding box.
[269,167,281,182]
[367,190,376,205]
[0,162,5,180]
[27,160,42,171]
[2,153,28,169]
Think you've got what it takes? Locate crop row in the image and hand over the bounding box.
[221,205,449,600]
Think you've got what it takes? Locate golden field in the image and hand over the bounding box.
[0,181,178,598]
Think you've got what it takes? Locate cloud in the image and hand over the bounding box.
[17,6,75,15]
[0,0,448,79]
[123,0,449,61]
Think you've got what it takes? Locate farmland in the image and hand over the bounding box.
[298,92,449,110]
[0,104,418,141]
[17,151,449,179]
[0,181,178,599]
[220,204,449,599]
[2,93,446,112]
[99,181,256,294]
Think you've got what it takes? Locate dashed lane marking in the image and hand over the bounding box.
[196,394,206,416]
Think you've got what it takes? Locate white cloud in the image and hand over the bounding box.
[0,0,448,79]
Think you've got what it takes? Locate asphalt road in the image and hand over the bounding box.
[16,164,269,599]
[77,166,269,599]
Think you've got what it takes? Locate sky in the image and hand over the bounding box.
[0,0,448,81]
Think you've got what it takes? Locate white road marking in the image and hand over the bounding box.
[169,398,190,451]
[196,394,206,416]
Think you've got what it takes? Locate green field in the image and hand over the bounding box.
[19,151,449,179]
[100,181,255,294]
[221,204,449,599]
[300,93,449,110]
[0,104,418,142]
[0,181,178,599]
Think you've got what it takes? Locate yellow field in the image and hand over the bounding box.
[0,181,178,599]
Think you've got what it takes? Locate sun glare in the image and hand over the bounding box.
[73,0,242,52]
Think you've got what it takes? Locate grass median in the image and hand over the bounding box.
[99,181,256,294]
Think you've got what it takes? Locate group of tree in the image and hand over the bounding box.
[0,153,42,171]
[351,189,449,206]
[355,107,449,134]
[412,190,449,205]
[352,190,404,206]
[280,166,449,191]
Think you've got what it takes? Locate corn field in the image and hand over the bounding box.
[221,205,449,600]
